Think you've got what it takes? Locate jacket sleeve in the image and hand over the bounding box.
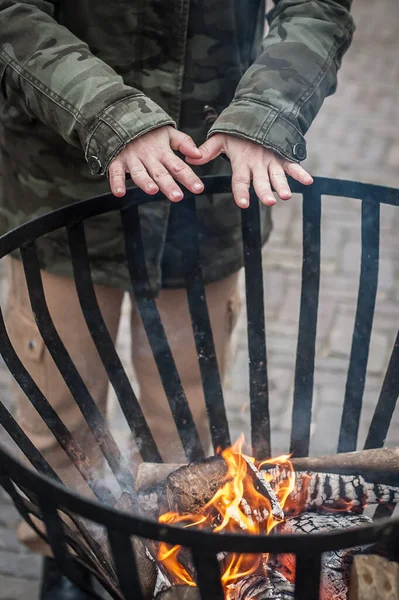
[208,0,355,163]
[0,0,175,175]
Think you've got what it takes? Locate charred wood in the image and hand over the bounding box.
[275,513,373,600]
[226,569,295,600]
[261,469,399,511]
[165,456,229,514]
[288,447,399,486]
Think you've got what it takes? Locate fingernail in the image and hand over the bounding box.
[147,183,158,191]
[116,187,124,194]
[193,182,204,191]
[171,190,183,199]
[239,198,249,208]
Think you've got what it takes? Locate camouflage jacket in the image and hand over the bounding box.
[0,0,354,291]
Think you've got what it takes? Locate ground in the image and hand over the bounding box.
[1,0,399,596]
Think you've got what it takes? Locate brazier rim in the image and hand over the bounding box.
[0,175,398,260]
[1,445,398,556]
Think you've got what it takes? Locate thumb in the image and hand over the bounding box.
[168,129,202,159]
[186,135,223,165]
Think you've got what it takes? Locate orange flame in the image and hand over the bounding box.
[157,436,296,594]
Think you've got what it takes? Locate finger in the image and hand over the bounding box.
[145,159,184,202]
[269,161,292,200]
[127,158,159,195]
[283,161,313,185]
[169,129,202,159]
[186,136,222,165]
[162,153,204,194]
[231,163,251,208]
[252,166,276,206]
[108,159,127,197]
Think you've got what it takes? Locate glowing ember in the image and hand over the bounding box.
[157,436,296,593]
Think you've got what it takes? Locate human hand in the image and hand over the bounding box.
[108,126,204,200]
[186,133,313,208]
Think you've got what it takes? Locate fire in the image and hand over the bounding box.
[157,436,296,594]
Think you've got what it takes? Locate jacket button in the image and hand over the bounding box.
[203,105,219,127]
[88,155,102,175]
[292,143,307,161]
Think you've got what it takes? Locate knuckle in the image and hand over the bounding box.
[153,167,169,179]
[270,169,285,179]
[232,175,250,185]
[130,166,146,179]
[109,169,125,181]
[171,161,188,174]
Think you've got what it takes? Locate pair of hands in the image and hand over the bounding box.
[109,126,313,207]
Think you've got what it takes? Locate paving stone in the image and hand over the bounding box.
[0,551,41,581]
[0,576,40,600]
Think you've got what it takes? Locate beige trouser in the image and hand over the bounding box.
[4,257,240,554]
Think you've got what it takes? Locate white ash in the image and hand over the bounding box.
[227,569,295,600]
[262,468,399,510]
[275,513,374,600]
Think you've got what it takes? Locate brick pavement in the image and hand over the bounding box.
[1,0,399,596]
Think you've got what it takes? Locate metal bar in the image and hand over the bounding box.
[0,177,398,262]
[19,241,134,491]
[338,200,380,453]
[241,193,271,459]
[67,221,162,463]
[364,331,399,450]
[0,308,115,497]
[290,188,321,457]
[121,205,204,462]
[294,553,322,600]
[0,401,60,482]
[191,549,224,600]
[39,501,103,599]
[173,198,231,451]
[107,529,144,600]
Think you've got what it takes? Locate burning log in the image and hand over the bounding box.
[261,468,399,512]
[165,455,283,521]
[226,569,295,600]
[348,554,399,600]
[164,456,229,514]
[274,513,373,600]
[242,456,284,521]
[288,447,399,485]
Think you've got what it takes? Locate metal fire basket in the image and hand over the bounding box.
[1,176,399,600]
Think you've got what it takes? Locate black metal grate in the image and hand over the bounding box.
[0,175,398,600]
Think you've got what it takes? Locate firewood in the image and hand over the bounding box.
[136,463,184,492]
[165,456,229,514]
[242,456,284,520]
[349,554,399,600]
[165,456,283,521]
[226,569,295,599]
[275,513,373,600]
[134,446,399,497]
[262,468,399,512]
[155,587,201,599]
[288,447,399,485]
[114,492,157,599]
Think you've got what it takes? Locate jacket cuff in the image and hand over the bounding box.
[208,99,307,163]
[84,94,176,175]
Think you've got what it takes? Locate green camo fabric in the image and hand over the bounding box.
[0,0,354,291]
